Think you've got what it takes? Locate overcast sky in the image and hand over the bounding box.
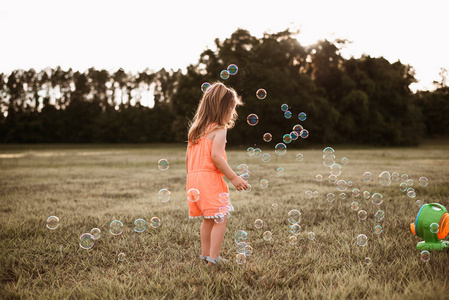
[1,0,448,92]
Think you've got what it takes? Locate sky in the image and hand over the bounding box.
[0,0,448,93]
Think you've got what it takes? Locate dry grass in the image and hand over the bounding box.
[0,143,448,299]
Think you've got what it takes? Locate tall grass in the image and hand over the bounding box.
[0,144,448,299]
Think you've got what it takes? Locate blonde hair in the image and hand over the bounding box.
[188,82,242,144]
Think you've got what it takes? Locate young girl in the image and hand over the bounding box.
[186,82,248,265]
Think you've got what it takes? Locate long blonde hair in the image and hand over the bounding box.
[188,82,242,144]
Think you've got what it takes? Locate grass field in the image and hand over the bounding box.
[1,143,449,299]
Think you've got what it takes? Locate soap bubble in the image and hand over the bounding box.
[371,193,383,205]
[316,174,323,182]
[399,182,407,192]
[245,245,253,256]
[46,216,60,230]
[284,111,292,119]
[352,188,361,197]
[420,250,430,262]
[227,64,238,75]
[281,104,289,111]
[323,147,335,154]
[326,193,335,202]
[236,242,248,254]
[312,191,319,198]
[247,147,255,156]
[401,174,409,181]
[407,188,416,198]
[256,89,267,99]
[391,172,400,181]
[158,158,169,171]
[323,154,335,167]
[254,148,262,157]
[351,201,359,211]
[118,252,126,262]
[308,232,315,240]
[283,134,292,144]
[219,192,229,204]
[133,218,146,233]
[347,181,353,187]
[358,210,368,220]
[158,188,170,202]
[247,114,259,126]
[357,234,368,246]
[201,82,211,92]
[277,167,285,176]
[419,177,429,187]
[187,188,200,202]
[293,124,303,133]
[79,233,94,250]
[263,231,272,241]
[150,217,161,228]
[378,171,391,187]
[90,228,101,240]
[109,220,124,235]
[272,203,279,210]
[298,112,307,121]
[374,225,383,234]
[300,129,309,138]
[289,223,301,235]
[289,236,298,245]
[262,153,271,162]
[336,180,347,192]
[328,175,337,184]
[290,131,300,140]
[330,164,342,176]
[339,193,347,200]
[406,179,413,186]
[296,153,304,161]
[341,157,349,165]
[374,210,385,222]
[416,199,423,207]
[254,219,263,229]
[260,179,269,189]
[220,70,230,79]
[365,257,372,265]
[362,172,372,181]
[234,230,248,244]
[275,143,287,155]
[263,133,272,142]
[214,213,225,224]
[288,209,301,224]
[236,253,246,264]
[305,190,313,199]
[430,223,439,234]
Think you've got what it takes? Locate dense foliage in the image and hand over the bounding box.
[0,29,446,145]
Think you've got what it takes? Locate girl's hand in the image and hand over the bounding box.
[231,175,248,191]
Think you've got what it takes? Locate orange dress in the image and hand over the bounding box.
[186,124,231,219]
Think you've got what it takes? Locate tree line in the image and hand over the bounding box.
[0,29,448,146]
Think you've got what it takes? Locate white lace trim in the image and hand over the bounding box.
[189,204,235,219]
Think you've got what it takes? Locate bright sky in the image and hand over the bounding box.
[1,0,448,93]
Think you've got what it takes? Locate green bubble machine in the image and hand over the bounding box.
[410,203,449,251]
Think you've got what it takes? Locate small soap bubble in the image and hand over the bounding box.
[272,203,279,210]
[328,175,337,184]
[430,223,439,234]
[244,183,252,193]
[300,129,309,138]
[374,210,385,222]
[256,89,267,99]
[374,225,383,234]
[245,245,253,256]
[364,257,372,265]
[347,181,353,187]
[407,188,416,198]
[46,216,60,230]
[288,209,301,224]
[263,133,272,142]
[158,158,169,171]
[254,219,263,229]
[357,234,368,246]
[254,148,262,157]
[234,230,248,244]
[247,114,259,126]
[187,188,200,202]
[118,252,126,262]
[298,112,307,121]
[290,131,300,140]
[399,182,407,192]
[352,188,360,197]
[363,172,372,181]
[416,199,423,207]
[214,213,225,224]
[227,64,238,75]
[336,180,347,192]
[371,193,383,205]
[150,217,161,228]
[323,154,335,167]
[133,218,146,233]
[201,82,211,92]
[330,164,342,176]
[109,220,124,235]
[289,235,298,245]
[289,223,301,235]
[378,171,392,187]
[281,104,289,111]
[308,232,315,240]
[260,179,269,189]
[406,179,413,186]
[246,147,255,157]
[275,143,287,155]
[316,174,323,182]
[327,193,335,202]
[277,167,285,176]
[351,201,359,211]
[363,191,370,199]
[79,233,94,250]
[420,250,430,262]
[305,190,313,199]
[391,172,400,181]
[237,164,249,175]
[312,190,319,198]
[401,174,409,181]
[341,157,349,165]
[296,153,304,161]
[283,134,292,144]
[219,192,229,204]
[293,124,303,133]
[339,192,347,200]
[419,177,429,187]
[263,231,273,241]
[323,147,335,154]
[236,242,248,254]
[284,111,292,119]
[220,70,230,80]
[158,188,170,202]
[358,210,368,220]
[261,153,271,162]
[90,228,101,240]
[236,253,247,264]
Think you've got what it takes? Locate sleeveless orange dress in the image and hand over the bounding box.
[186,124,231,219]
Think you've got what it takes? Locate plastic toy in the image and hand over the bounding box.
[410,203,449,251]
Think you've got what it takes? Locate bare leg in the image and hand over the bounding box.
[209,219,228,260]
[200,219,214,257]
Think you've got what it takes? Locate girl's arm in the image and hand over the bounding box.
[185,146,189,173]
[211,129,248,190]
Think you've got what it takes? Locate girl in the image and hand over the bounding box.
[186,82,248,265]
